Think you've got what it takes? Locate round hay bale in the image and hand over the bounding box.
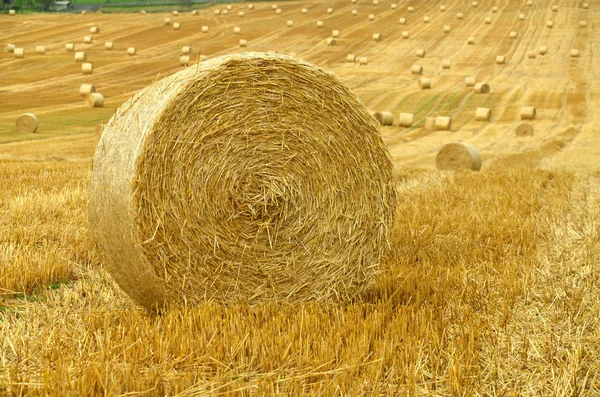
[346,54,356,62]
[527,0,533,5]
[539,46,548,55]
[182,46,191,54]
[570,49,580,57]
[440,5,446,11]
[164,18,171,25]
[552,5,558,11]
[583,3,589,9]
[546,20,554,28]
[317,21,324,28]
[368,14,375,21]
[516,123,534,137]
[352,10,358,16]
[436,143,482,171]
[408,6,414,12]
[416,49,426,58]
[95,124,105,137]
[173,22,181,30]
[226,5,232,10]
[327,8,333,14]
[89,52,396,310]
[492,6,498,12]
[14,48,24,58]
[179,55,190,66]
[36,46,45,54]
[496,55,506,64]
[399,17,406,24]
[468,36,475,45]
[373,111,393,126]
[82,62,93,74]
[192,10,199,15]
[9,9,15,15]
[465,76,476,87]
[302,8,308,14]
[485,17,491,24]
[475,107,491,121]
[84,36,93,44]
[424,117,436,130]
[276,9,282,15]
[418,77,431,89]
[272,4,278,9]
[171,10,178,16]
[472,1,478,7]
[402,31,409,39]
[580,21,587,27]
[16,113,39,133]
[238,11,244,17]
[444,25,451,33]
[411,64,422,74]
[223,9,229,15]
[372,0,378,4]
[239,39,247,47]
[391,3,397,9]
[214,10,220,15]
[434,116,452,131]
[90,26,100,34]
[81,10,87,14]
[509,31,518,38]
[6,44,15,53]
[286,21,293,28]
[105,41,114,50]
[75,51,86,62]
[457,12,463,19]
[128,47,136,56]
[528,51,537,58]
[86,92,104,107]
[327,38,337,46]
[442,60,451,69]
[398,112,413,127]
[140,10,146,15]
[66,43,74,51]
[474,82,490,93]
[372,33,382,41]
[520,106,536,120]
[79,83,95,96]
[332,30,340,38]
[519,13,525,20]
[359,56,368,65]
[202,26,209,33]
[423,16,430,23]
[248,4,254,9]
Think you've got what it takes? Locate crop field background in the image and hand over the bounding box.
[1,0,600,395]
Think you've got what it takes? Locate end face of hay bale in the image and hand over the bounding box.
[286,21,293,27]
[519,13,525,20]
[440,5,446,11]
[316,21,324,28]
[444,25,451,33]
[516,123,534,137]
[75,51,86,62]
[436,143,482,171]
[352,9,358,16]
[90,26,100,34]
[391,3,397,9]
[327,7,333,14]
[373,111,393,126]
[79,83,96,96]
[509,31,518,38]
[546,20,554,28]
[89,52,397,310]
[474,82,490,93]
[398,112,413,127]
[9,9,16,15]
[327,38,337,46]
[418,77,431,89]
[520,106,537,120]
[275,9,282,14]
[86,92,104,108]
[214,9,220,15]
[302,8,308,14]
[485,17,492,24]
[81,62,93,74]
[408,6,414,12]
[423,16,430,23]
[238,11,244,17]
[127,47,137,56]
[492,6,498,12]
[472,1,478,7]
[14,48,24,58]
[36,46,46,54]
[475,107,491,121]
[16,113,39,133]
[434,116,452,131]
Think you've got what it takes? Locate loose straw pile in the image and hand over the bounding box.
[89,53,396,310]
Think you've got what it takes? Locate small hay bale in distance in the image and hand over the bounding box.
[516,123,534,136]
[444,25,451,33]
[475,107,491,121]
[408,6,414,12]
[468,36,475,45]
[332,30,340,38]
[164,18,171,25]
[238,11,244,17]
[6,44,15,53]
[546,20,554,28]
[434,116,452,131]
[86,92,104,108]
[411,64,423,74]
[416,49,426,58]
[440,5,446,11]
[173,22,181,30]
[552,5,558,11]
[14,48,24,58]
[352,10,358,16]
[519,13,525,20]
[9,9,16,15]
[36,46,46,54]
[372,33,382,41]
[90,26,100,34]
[15,113,39,133]
[140,10,146,15]
[82,62,93,75]
[222,9,229,15]
[418,77,431,89]
[327,7,333,14]
[286,21,293,28]
[179,55,190,66]
[472,1,479,7]
[171,10,178,16]
[436,143,482,171]
[368,14,375,21]
[302,8,308,14]
[398,113,413,127]
[84,36,93,44]
[442,60,451,69]
[248,4,254,9]
[509,31,518,39]
[485,16,492,24]
[496,55,506,64]
[214,9,220,15]
[465,76,476,87]
[372,0,378,4]
[105,41,114,50]
[66,43,74,51]
[570,49,580,57]
[399,17,406,24]
[583,2,589,8]
[75,51,86,62]
[423,16,430,23]
[88,52,397,310]
[239,39,247,47]
[527,0,533,5]
[276,9,282,15]
[359,56,368,65]
[402,31,409,39]
[327,38,337,46]
[391,3,397,9]
[346,54,356,62]
[457,12,464,19]
[520,106,537,120]
[528,51,537,58]
[474,82,490,93]
[202,26,209,33]
[192,10,199,15]
[79,83,95,96]
[182,46,191,55]
[373,111,393,126]
[580,21,587,27]
[539,46,548,55]
[226,5,232,10]
[127,47,136,56]
[492,6,498,12]
[317,21,324,28]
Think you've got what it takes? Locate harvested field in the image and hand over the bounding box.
[1,0,599,394]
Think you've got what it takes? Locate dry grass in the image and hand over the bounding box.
[2,163,600,395]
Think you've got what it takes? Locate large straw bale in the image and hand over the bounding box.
[509,31,518,38]
[528,51,536,58]
[465,76,476,87]
[546,20,554,28]
[182,46,191,54]
[90,26,100,34]
[372,33,382,41]
[475,107,491,121]
[539,46,548,55]
[442,60,451,69]
[352,10,358,16]
[180,55,190,66]
[89,52,396,310]
[444,25,451,33]
[368,14,375,21]
[418,77,431,89]
[16,113,38,133]
[286,21,293,27]
[14,48,24,58]
[173,22,181,30]
[66,43,74,51]
[359,56,368,65]
[80,83,95,96]
[416,49,426,58]
[434,116,452,131]
[202,26,209,33]
[6,44,15,52]
[408,6,414,12]
[332,30,340,38]
[423,16,430,23]
[238,11,244,17]
[82,62,93,74]
[527,0,533,5]
[75,51,86,62]
[84,36,93,44]
[373,111,393,126]
[583,3,589,9]
[472,1,478,7]
[9,9,16,15]
[457,12,463,19]
[402,31,409,39]
[398,113,413,127]
[552,5,558,11]
[496,55,506,64]
[485,16,491,24]
[192,10,199,15]
[436,143,482,171]
[128,47,136,56]
[327,38,337,46]
[164,18,171,25]
[105,41,114,50]
[276,9,281,14]
[519,13,525,20]
[86,92,104,107]
[239,39,247,47]
[36,46,46,54]
[492,6,498,12]
[516,123,534,136]
[399,17,406,24]
[411,64,422,74]
[440,5,446,11]
[468,36,475,45]
[140,10,146,15]
[327,8,333,14]
[580,21,587,27]
[302,8,308,14]
[474,82,490,93]
[424,117,436,130]
[317,21,324,28]
[172,10,178,16]
[520,106,536,120]
[214,10,220,15]
[391,3,397,9]
[346,54,356,62]
[570,49,580,57]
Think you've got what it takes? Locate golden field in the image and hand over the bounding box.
[1,0,599,395]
